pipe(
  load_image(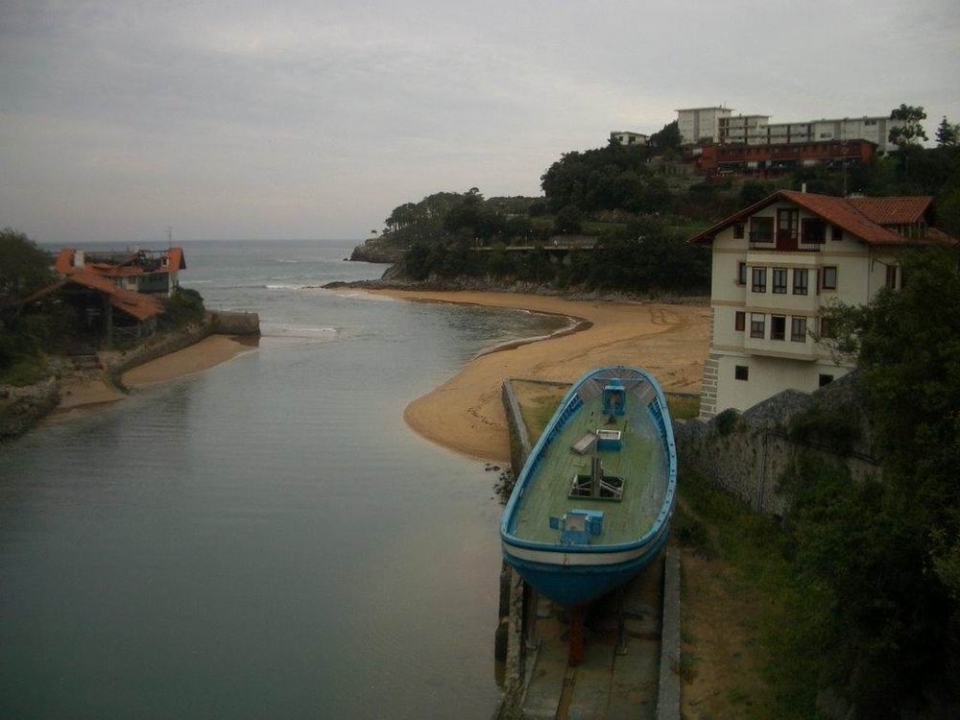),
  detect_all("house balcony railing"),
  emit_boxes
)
[748,233,822,251]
